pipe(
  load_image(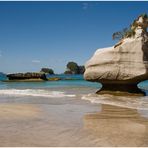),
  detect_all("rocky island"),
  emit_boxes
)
[6,72,47,82]
[84,14,148,95]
